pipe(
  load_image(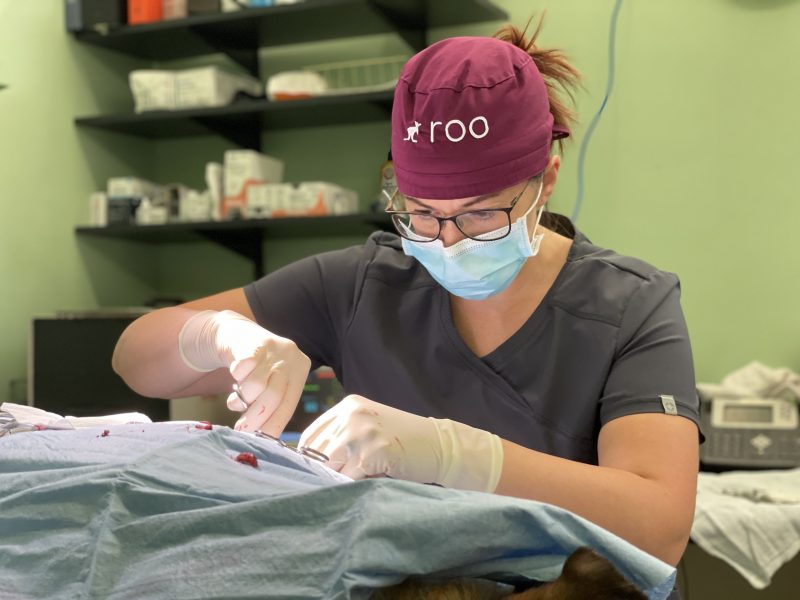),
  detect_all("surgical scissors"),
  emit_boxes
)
[233,384,328,463]
[255,430,329,463]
